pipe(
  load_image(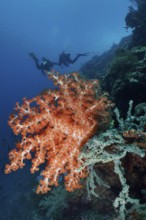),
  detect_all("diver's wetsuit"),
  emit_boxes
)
[59,52,88,67]
[29,52,58,74]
